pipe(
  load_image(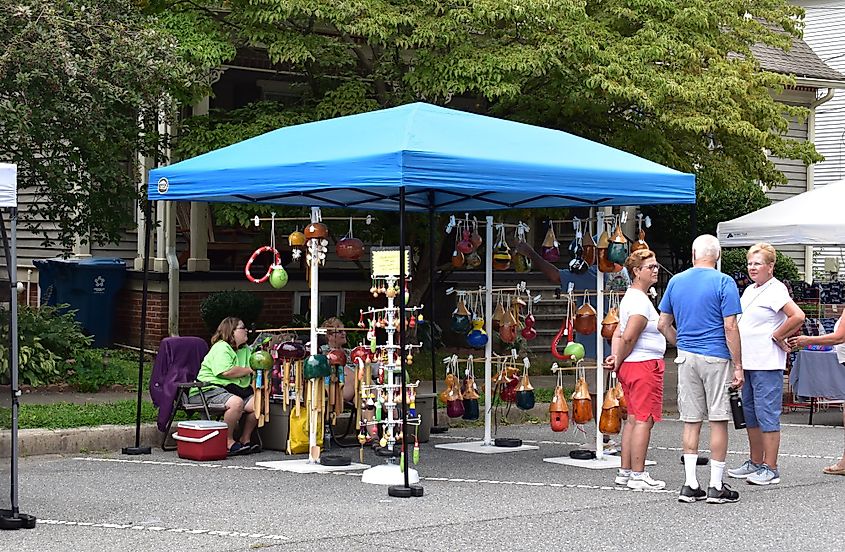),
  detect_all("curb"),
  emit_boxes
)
[2,402,682,458]
[1,424,162,458]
